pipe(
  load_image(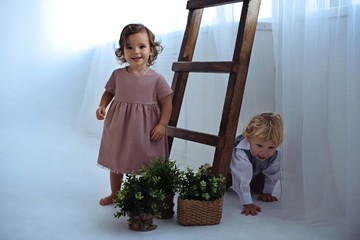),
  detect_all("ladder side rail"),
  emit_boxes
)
[212,0,262,177]
[216,0,251,140]
[168,8,204,150]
